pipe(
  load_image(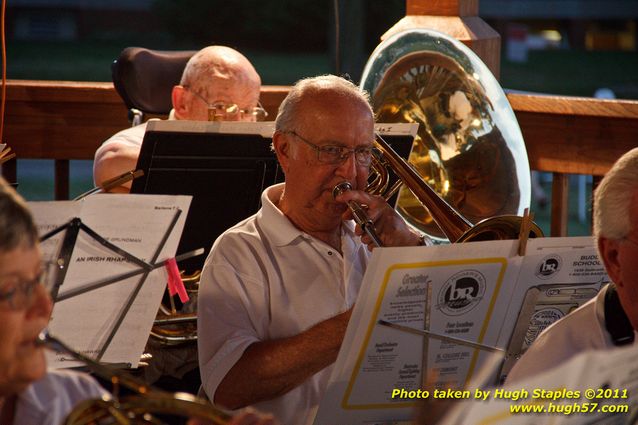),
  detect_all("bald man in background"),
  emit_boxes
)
[93,45,263,192]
